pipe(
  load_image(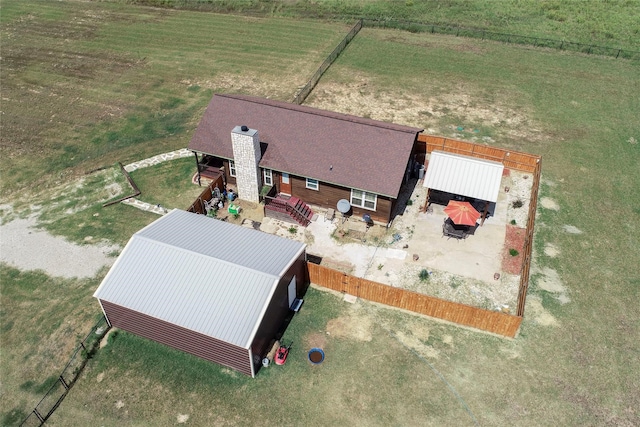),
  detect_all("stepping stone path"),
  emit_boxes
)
[121,148,193,215]
[121,198,169,215]
[123,148,192,172]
